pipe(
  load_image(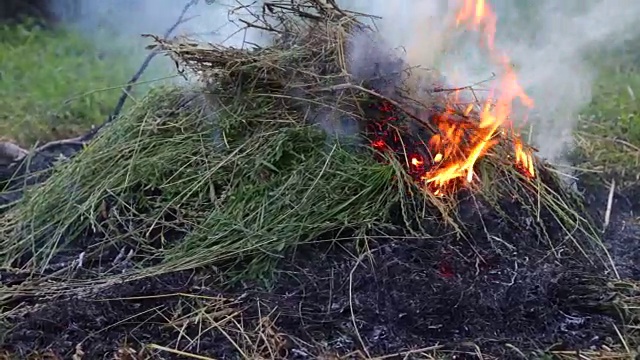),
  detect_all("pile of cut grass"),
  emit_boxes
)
[0,85,399,283]
[152,0,611,267]
[0,0,614,284]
